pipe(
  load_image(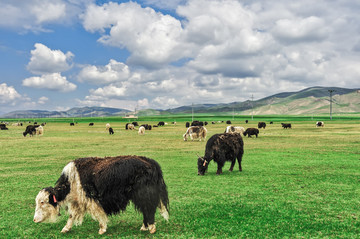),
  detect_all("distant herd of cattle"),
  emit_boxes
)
[1,118,324,234]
